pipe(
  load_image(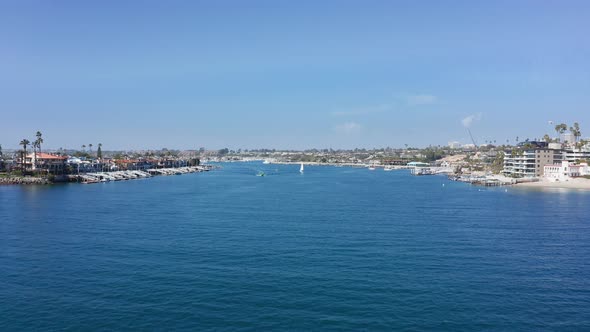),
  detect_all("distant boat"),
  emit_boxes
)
[368,166,376,171]
[263,160,271,164]
[384,166,393,171]
[256,171,265,177]
[300,163,304,173]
